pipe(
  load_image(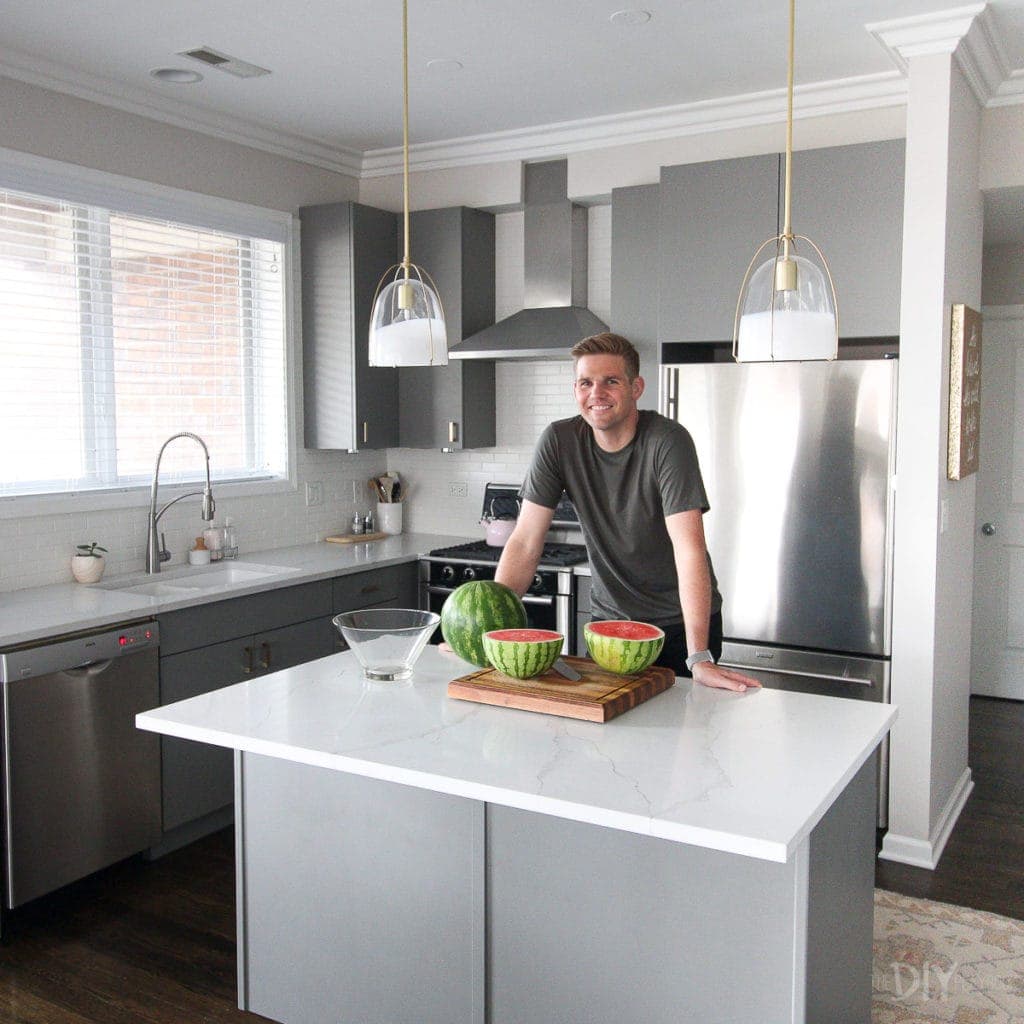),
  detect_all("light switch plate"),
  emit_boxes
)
[306,481,324,508]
